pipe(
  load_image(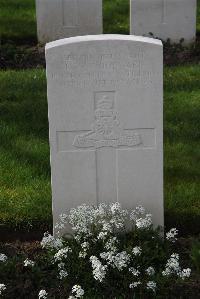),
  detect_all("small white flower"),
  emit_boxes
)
[178,268,191,280]
[81,242,89,249]
[59,213,68,223]
[112,251,130,271]
[90,256,107,282]
[129,267,140,276]
[105,237,118,252]
[130,207,152,229]
[79,241,89,258]
[41,232,63,249]
[132,246,142,256]
[79,251,87,258]
[24,258,35,267]
[146,266,155,276]
[129,281,141,288]
[58,262,65,269]
[59,269,68,279]
[146,281,157,292]
[130,206,145,221]
[72,285,84,298]
[162,253,180,277]
[0,284,6,295]
[136,214,152,229]
[38,289,48,299]
[97,231,108,240]
[166,228,178,243]
[54,247,72,262]
[0,254,7,262]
